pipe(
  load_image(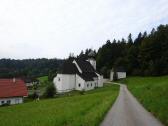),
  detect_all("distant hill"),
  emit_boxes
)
[0,58,64,78]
